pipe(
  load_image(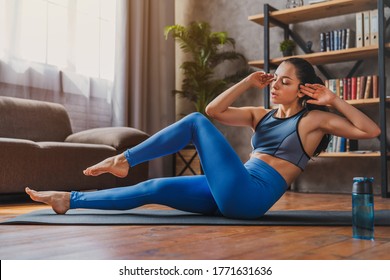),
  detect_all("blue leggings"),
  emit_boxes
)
[70,113,287,219]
